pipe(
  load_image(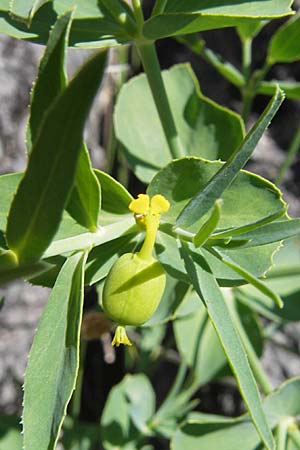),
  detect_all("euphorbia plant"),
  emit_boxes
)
[0,1,300,450]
